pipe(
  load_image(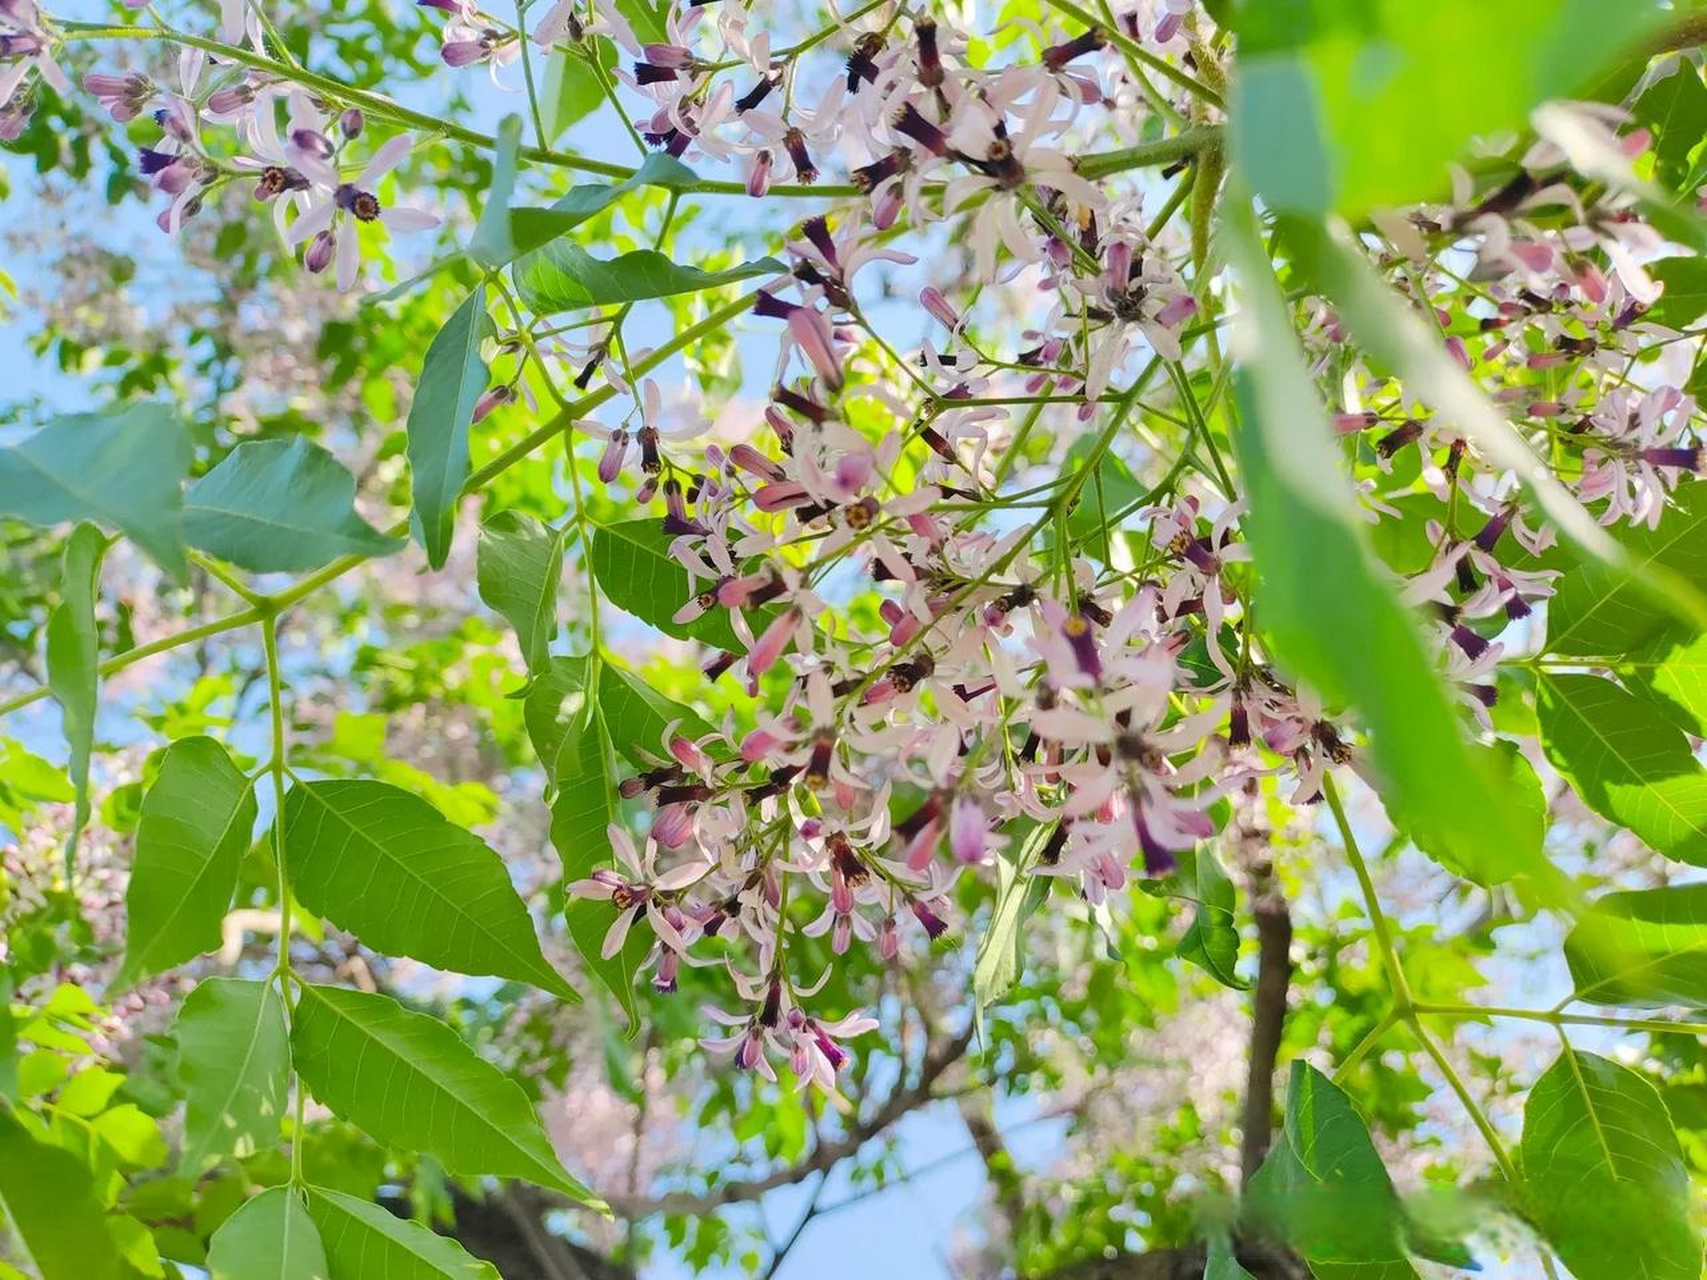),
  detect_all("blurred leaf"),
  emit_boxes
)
[0,404,190,578]
[1231,0,1671,216]
[206,1186,328,1280]
[0,1106,125,1280]
[284,779,576,997]
[305,1186,499,1279]
[1520,1049,1698,1280]
[119,736,256,985]
[514,244,782,313]
[292,984,600,1205]
[974,821,1052,1036]
[407,287,494,570]
[47,522,103,869]
[469,114,525,267]
[1224,202,1534,890]
[175,978,289,1173]
[1537,672,1707,866]
[476,510,562,678]
[1141,843,1248,989]
[1636,66,1707,190]
[184,438,402,574]
[1565,885,1707,1007]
